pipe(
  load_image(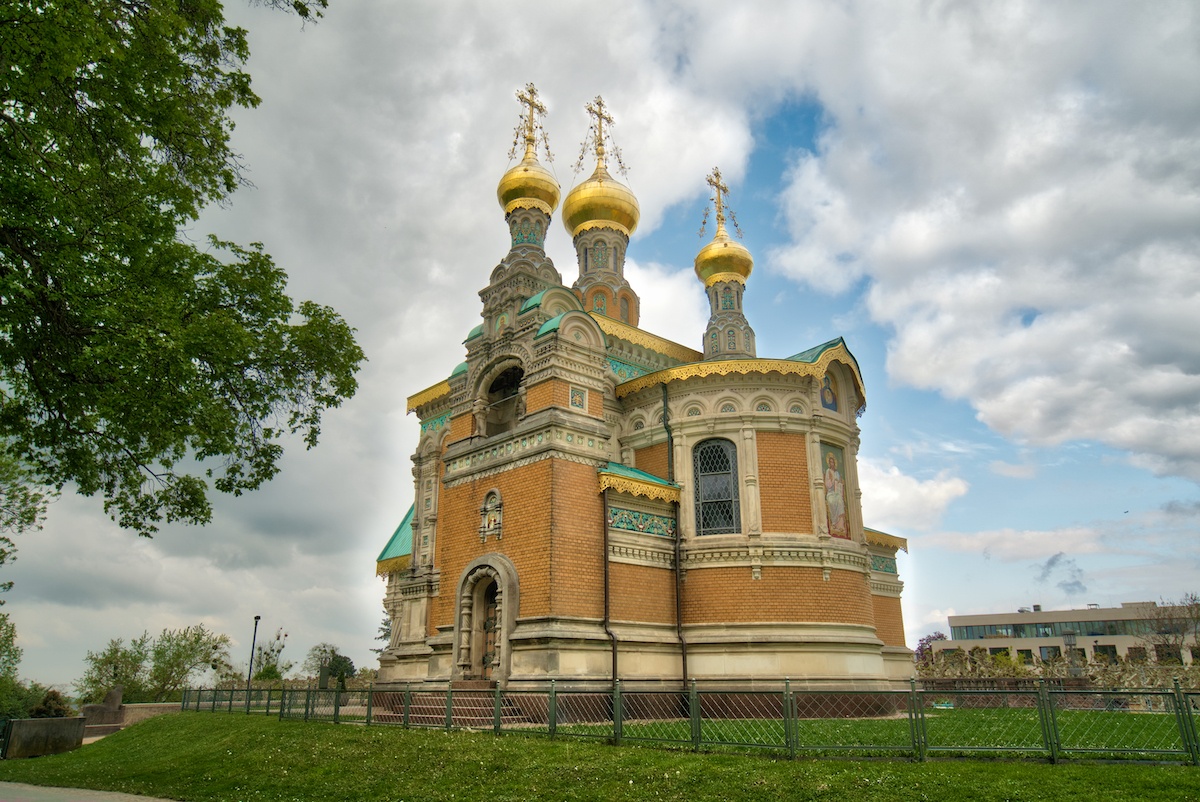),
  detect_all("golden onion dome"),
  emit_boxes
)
[561,162,640,239]
[497,149,560,216]
[694,222,753,286]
